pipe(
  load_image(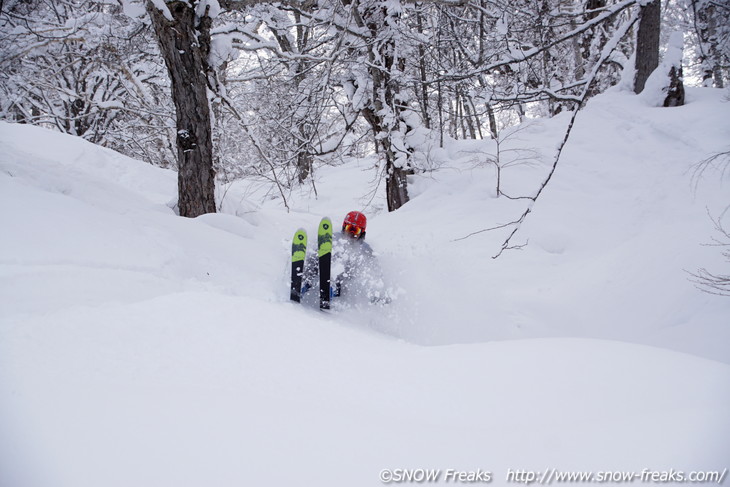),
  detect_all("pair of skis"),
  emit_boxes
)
[290,217,333,310]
